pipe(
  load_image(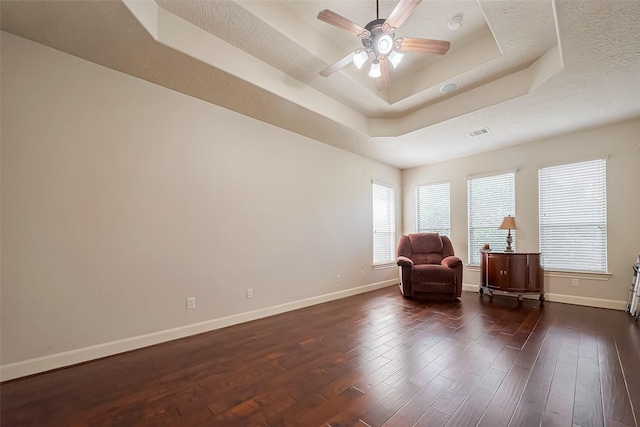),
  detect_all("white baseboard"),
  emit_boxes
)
[462,284,626,310]
[1,280,398,382]
[541,293,627,310]
[462,284,481,293]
